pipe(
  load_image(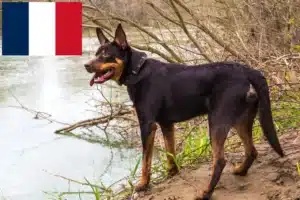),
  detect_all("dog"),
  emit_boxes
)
[84,24,284,200]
